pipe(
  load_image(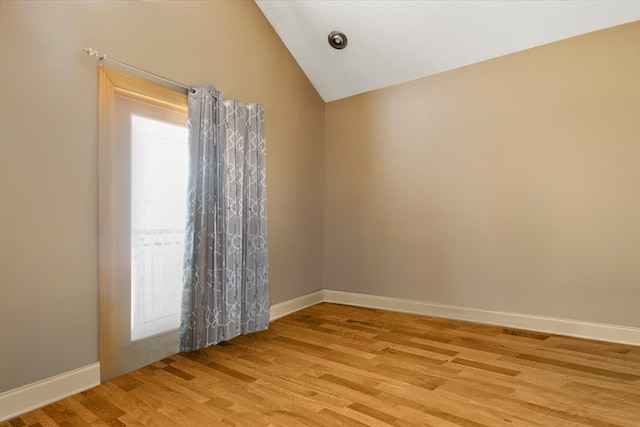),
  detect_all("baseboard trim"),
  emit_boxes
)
[323,290,640,346]
[1,291,324,422]
[0,362,100,423]
[270,290,324,321]
[4,289,638,423]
